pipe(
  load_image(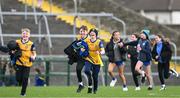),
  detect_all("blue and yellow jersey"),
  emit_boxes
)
[85,38,104,66]
[16,39,35,67]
